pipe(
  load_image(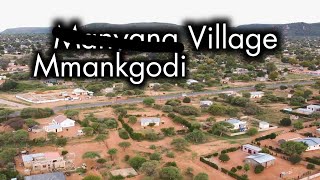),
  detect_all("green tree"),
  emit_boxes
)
[128,156,147,170]
[293,121,303,129]
[171,138,189,151]
[254,165,264,174]
[140,160,159,177]
[246,128,258,136]
[280,118,291,126]
[183,97,191,103]
[95,134,107,143]
[150,152,162,161]
[83,175,101,180]
[0,109,14,120]
[162,105,173,113]
[64,110,79,120]
[0,148,16,166]
[254,83,266,91]
[128,116,137,124]
[82,127,94,136]
[47,132,57,143]
[55,137,67,146]
[219,153,230,162]
[269,71,279,81]
[108,148,118,160]
[159,166,183,180]
[185,130,206,143]
[118,141,131,151]
[211,122,233,136]
[244,163,250,174]
[82,152,100,159]
[143,97,155,106]
[280,141,308,155]
[194,173,209,180]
